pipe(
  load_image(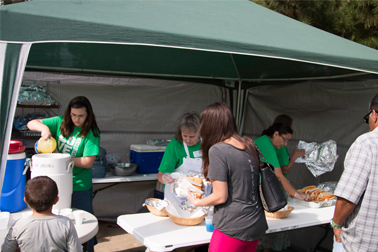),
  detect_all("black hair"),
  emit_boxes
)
[262,122,293,137]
